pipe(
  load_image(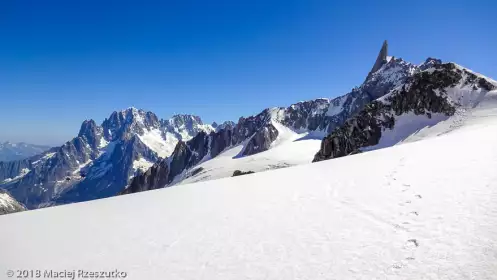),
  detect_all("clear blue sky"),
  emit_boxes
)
[1,0,496,145]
